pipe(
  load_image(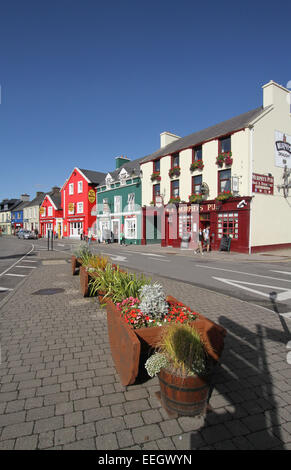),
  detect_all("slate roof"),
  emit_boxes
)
[0,199,21,212]
[141,106,270,164]
[25,192,46,208]
[99,156,144,186]
[11,200,31,212]
[79,169,107,185]
[48,190,62,210]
